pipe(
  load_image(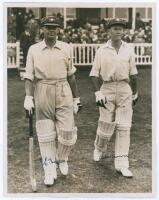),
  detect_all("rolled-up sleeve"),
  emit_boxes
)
[67,45,76,77]
[89,50,101,77]
[24,46,34,81]
[129,47,138,76]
